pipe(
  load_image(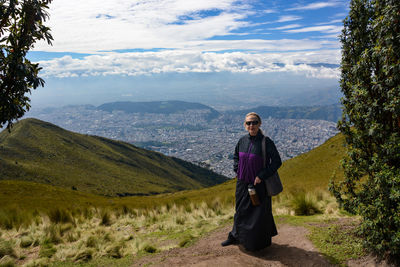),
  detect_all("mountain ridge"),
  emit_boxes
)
[0,118,228,196]
[97,100,220,121]
[230,104,342,122]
